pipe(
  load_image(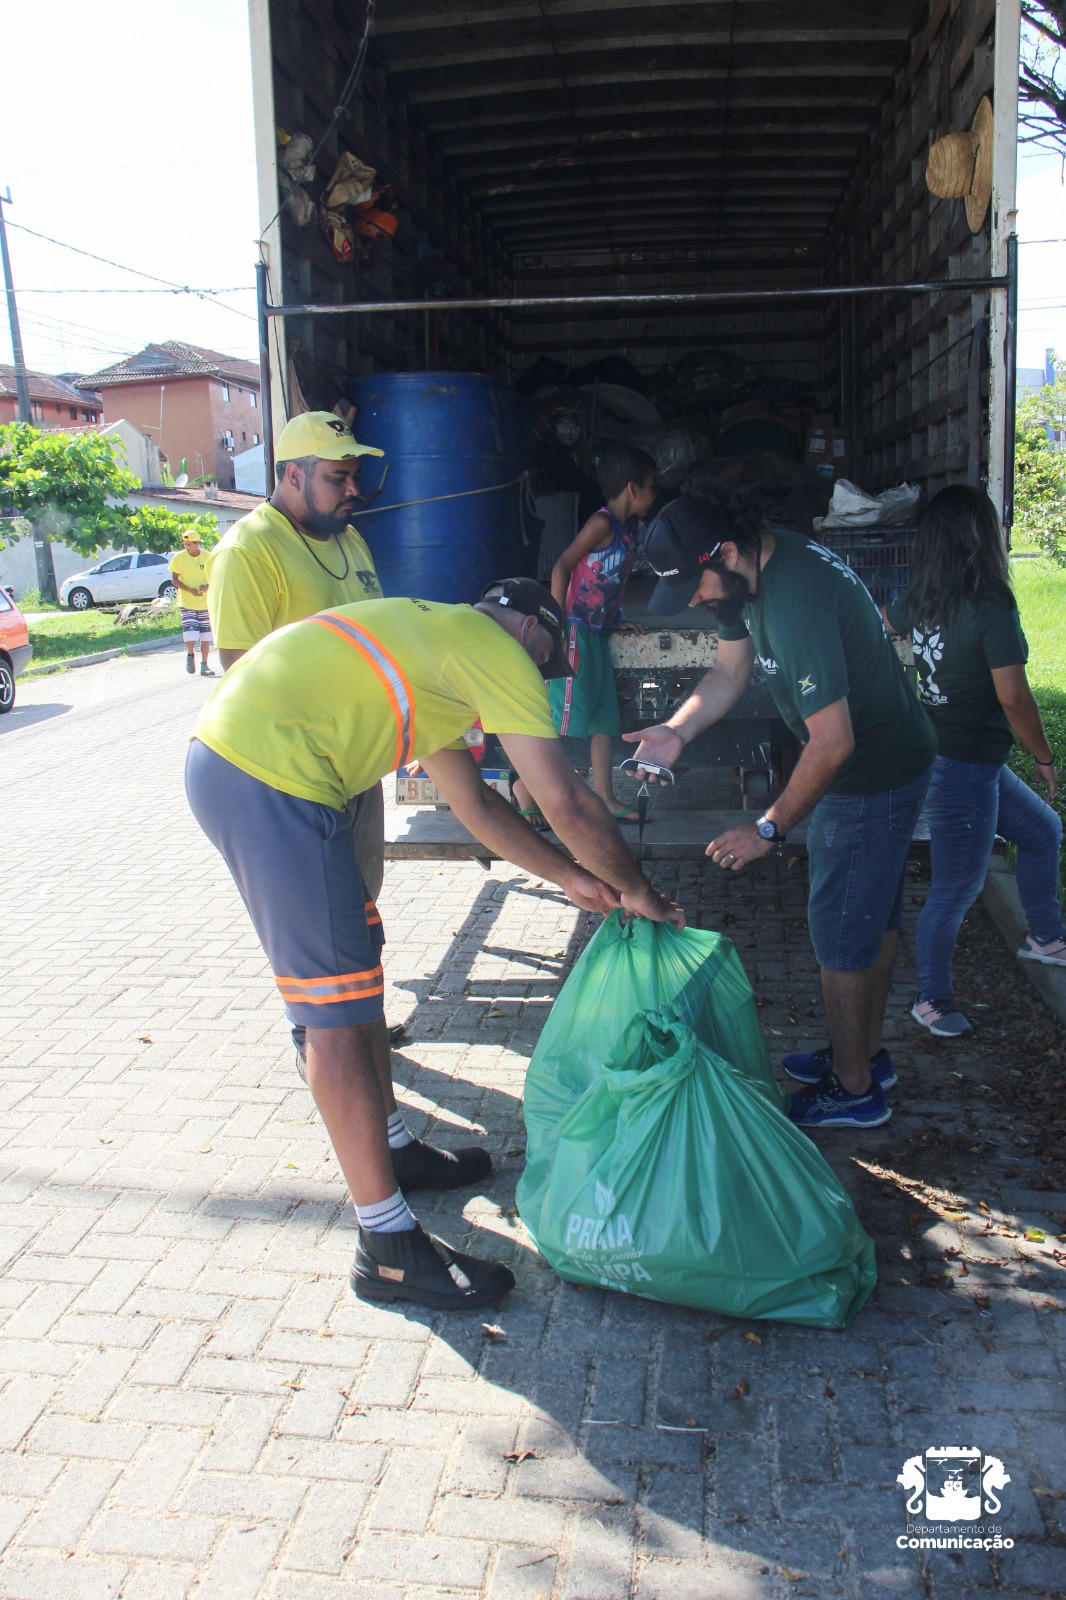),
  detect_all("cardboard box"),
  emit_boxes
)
[395,768,513,808]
